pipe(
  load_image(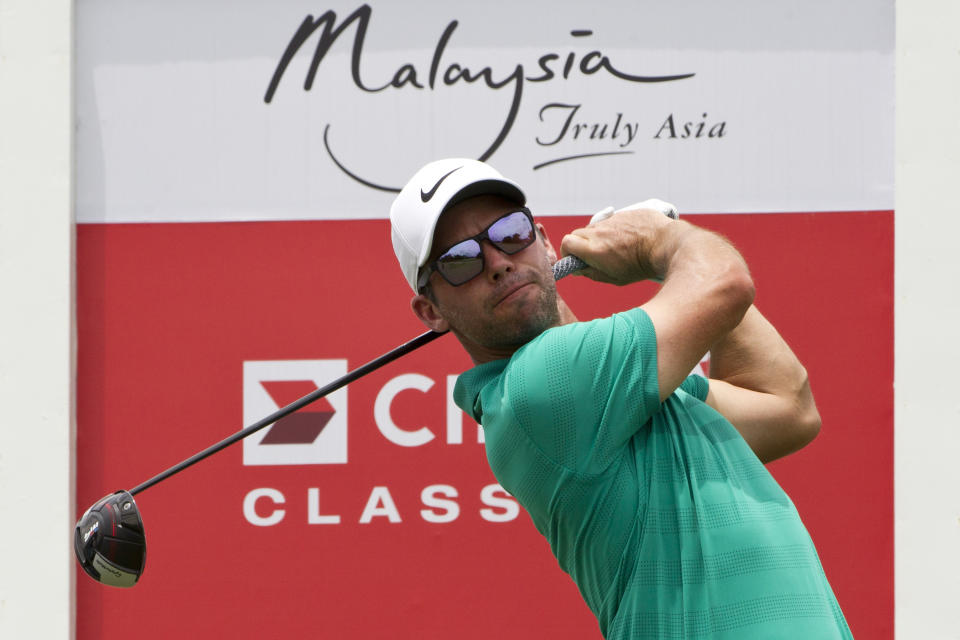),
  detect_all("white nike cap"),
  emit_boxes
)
[390,158,526,292]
